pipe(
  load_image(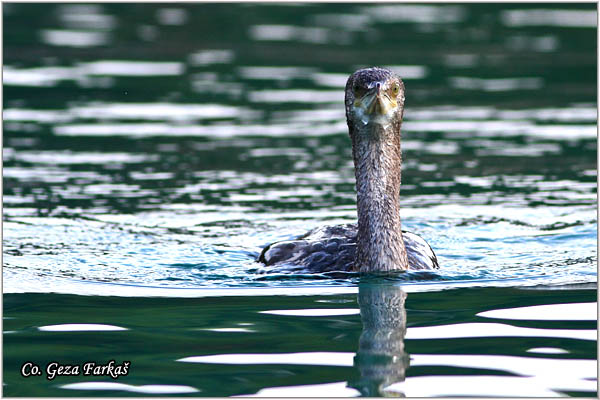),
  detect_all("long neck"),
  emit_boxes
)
[352,122,408,272]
